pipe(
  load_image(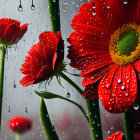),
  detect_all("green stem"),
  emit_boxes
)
[60,72,103,140]
[0,46,6,127]
[60,72,83,95]
[48,0,60,34]
[123,112,134,140]
[86,99,103,140]
[40,98,59,140]
[15,133,21,140]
